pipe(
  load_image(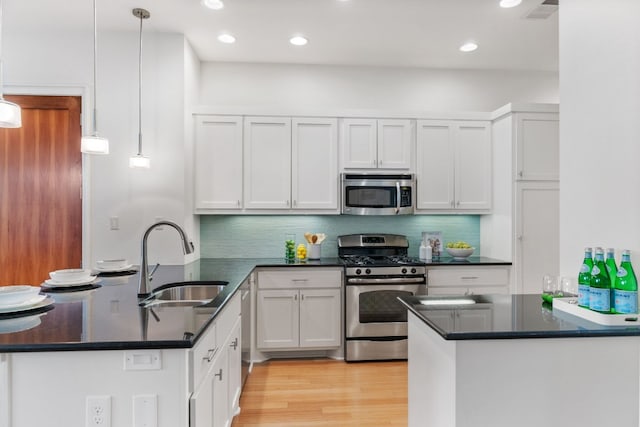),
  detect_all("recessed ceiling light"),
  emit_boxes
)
[202,0,224,10]
[499,0,522,8]
[459,41,478,52]
[289,36,308,46]
[218,33,236,44]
